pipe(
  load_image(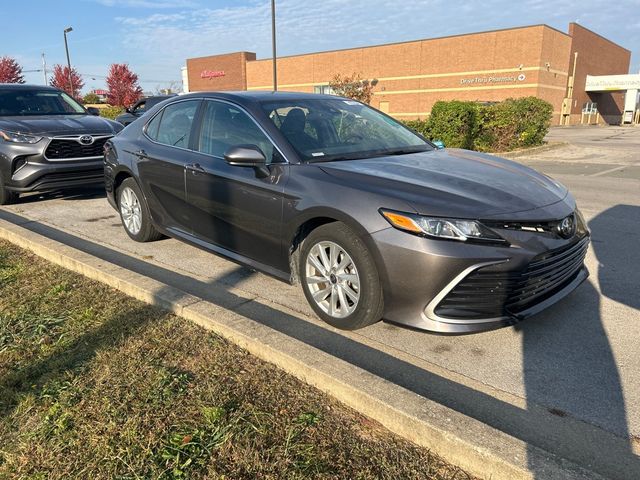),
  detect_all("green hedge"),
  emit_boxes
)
[404,97,553,152]
[99,106,125,120]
